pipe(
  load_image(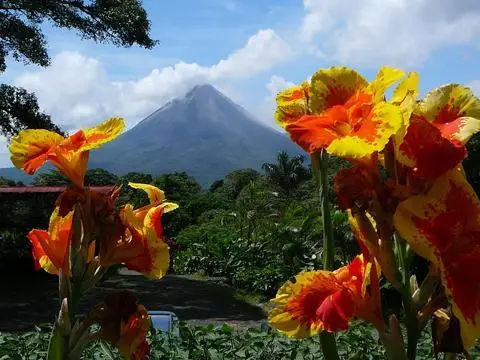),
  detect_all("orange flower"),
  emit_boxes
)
[9,118,125,187]
[27,207,73,275]
[94,292,151,360]
[268,254,382,337]
[102,183,178,279]
[394,167,480,348]
[116,305,151,360]
[277,66,406,158]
